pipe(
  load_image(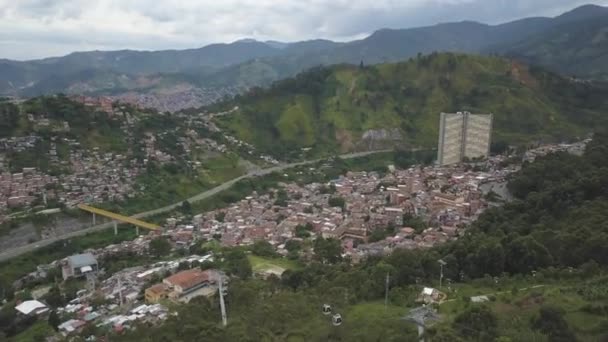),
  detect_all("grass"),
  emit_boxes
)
[331,301,417,340]
[431,275,608,342]
[11,320,54,342]
[103,153,245,214]
[248,255,301,273]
